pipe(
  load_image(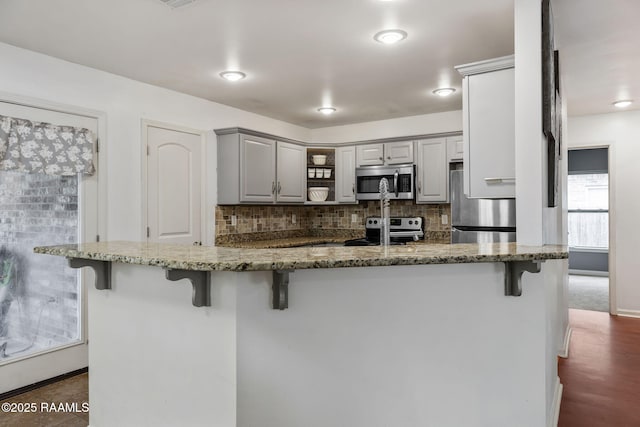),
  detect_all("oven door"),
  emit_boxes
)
[356,164,415,200]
